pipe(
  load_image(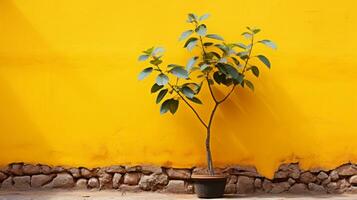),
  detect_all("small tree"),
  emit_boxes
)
[138,13,276,175]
